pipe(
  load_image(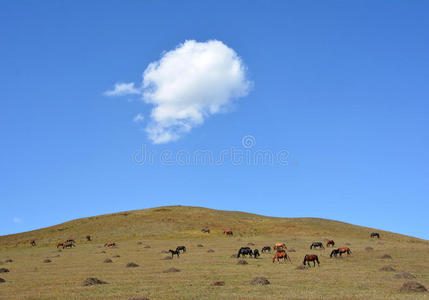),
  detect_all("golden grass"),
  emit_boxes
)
[0,206,428,299]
